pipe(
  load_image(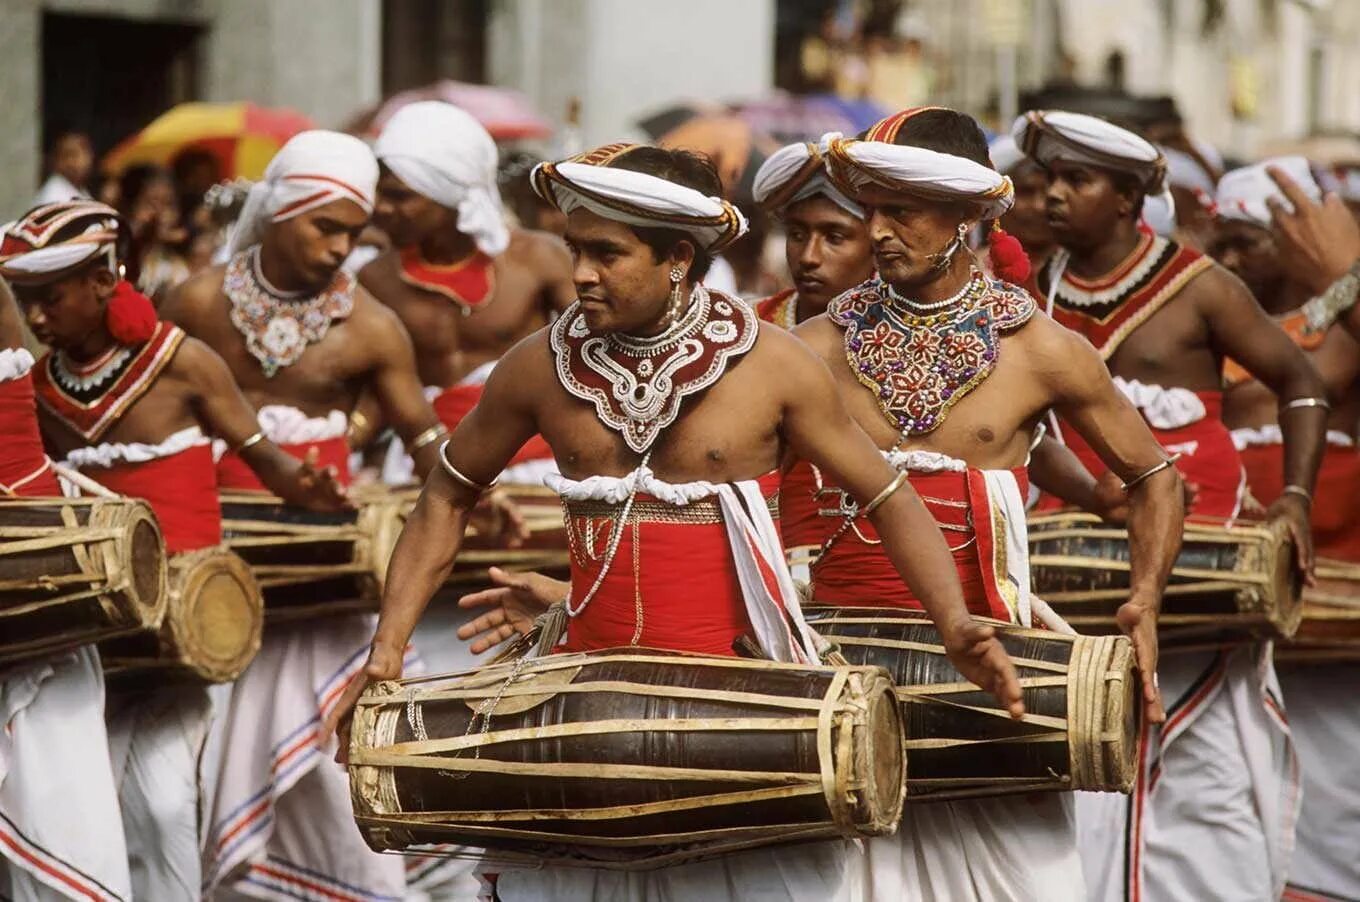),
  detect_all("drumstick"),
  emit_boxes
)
[1031,596,1077,635]
[52,462,120,499]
